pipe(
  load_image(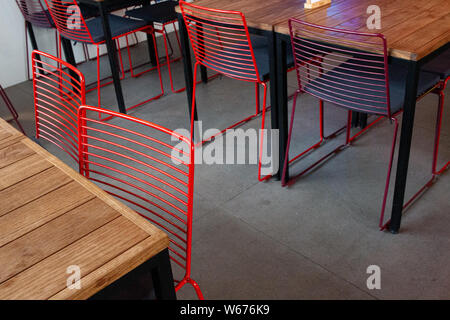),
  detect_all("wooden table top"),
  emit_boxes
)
[0,118,169,300]
[177,0,450,60]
